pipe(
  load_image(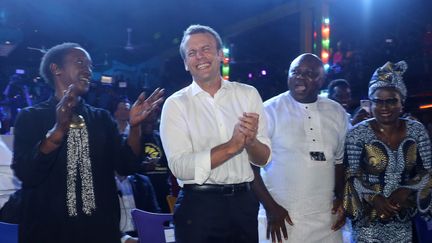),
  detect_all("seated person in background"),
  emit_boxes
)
[116,172,160,243]
[112,97,132,137]
[112,99,173,212]
[111,98,159,173]
[140,111,174,212]
[327,78,371,125]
